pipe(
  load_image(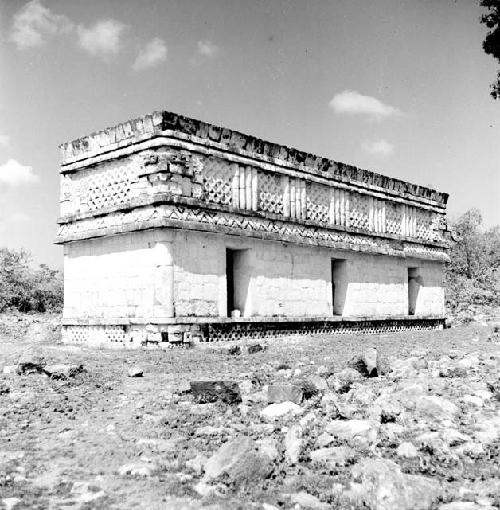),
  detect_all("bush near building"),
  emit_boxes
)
[0,248,63,313]
[445,208,500,317]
